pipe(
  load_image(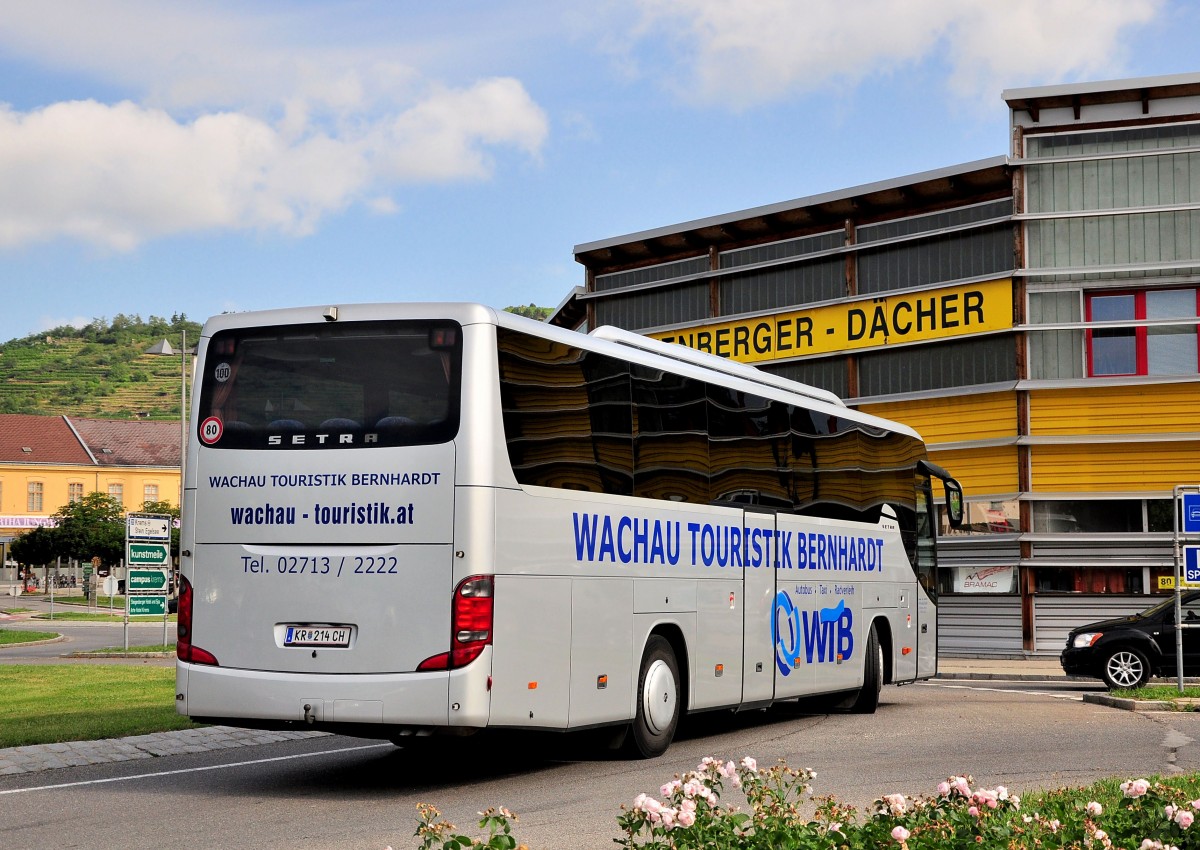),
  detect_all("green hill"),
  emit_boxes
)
[0,314,203,420]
